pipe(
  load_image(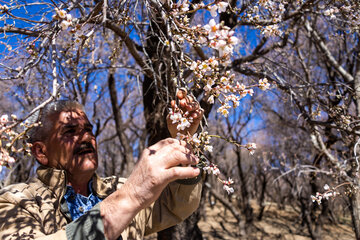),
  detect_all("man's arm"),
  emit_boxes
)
[100,90,204,240]
[100,138,200,240]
